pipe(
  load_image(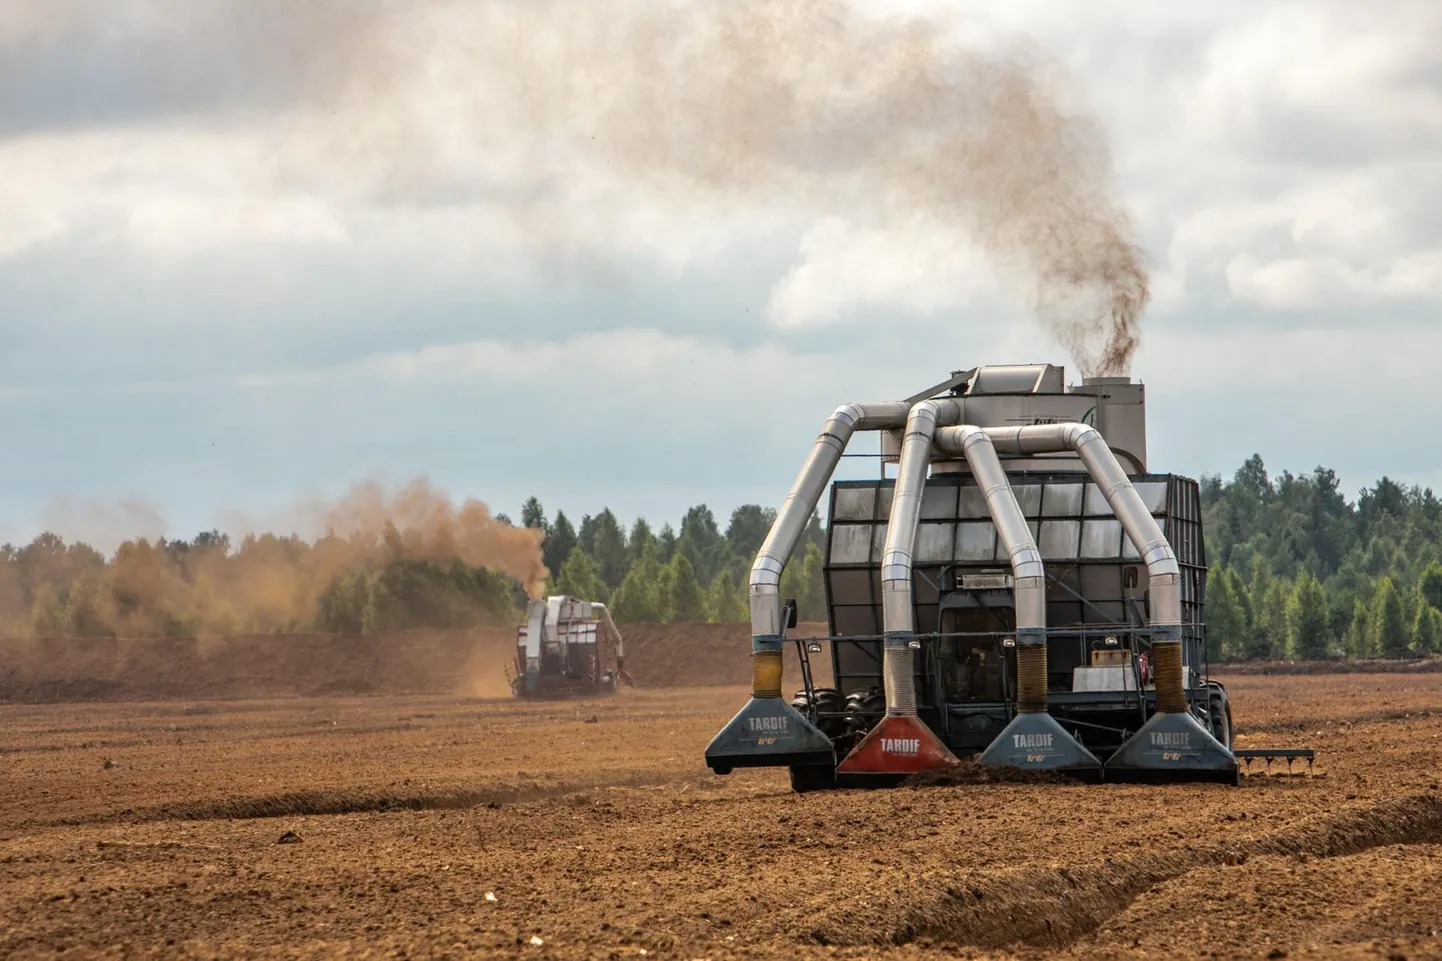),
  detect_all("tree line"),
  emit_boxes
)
[517,499,828,625]
[1201,456,1442,660]
[5,454,1442,660]
[0,501,827,638]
